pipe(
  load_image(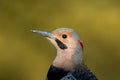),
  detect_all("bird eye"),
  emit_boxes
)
[62,34,67,39]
